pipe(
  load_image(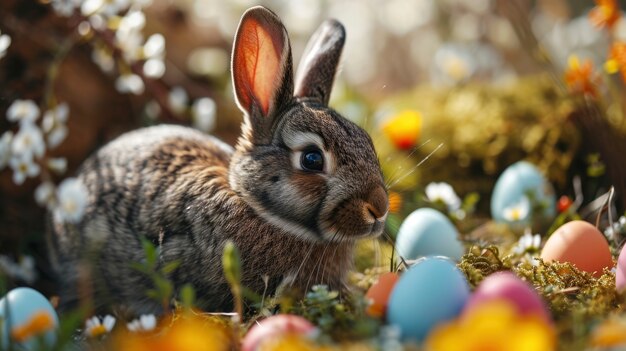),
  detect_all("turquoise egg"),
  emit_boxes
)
[387,256,470,342]
[0,287,59,350]
[395,208,463,261]
[490,161,555,225]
